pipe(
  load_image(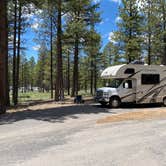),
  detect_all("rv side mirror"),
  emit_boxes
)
[124,82,129,89]
[106,82,109,87]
